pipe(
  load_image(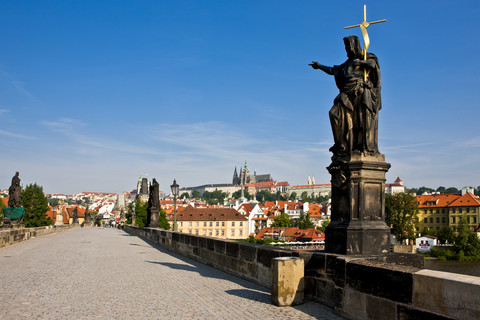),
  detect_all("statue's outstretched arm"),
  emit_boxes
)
[309,61,334,75]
